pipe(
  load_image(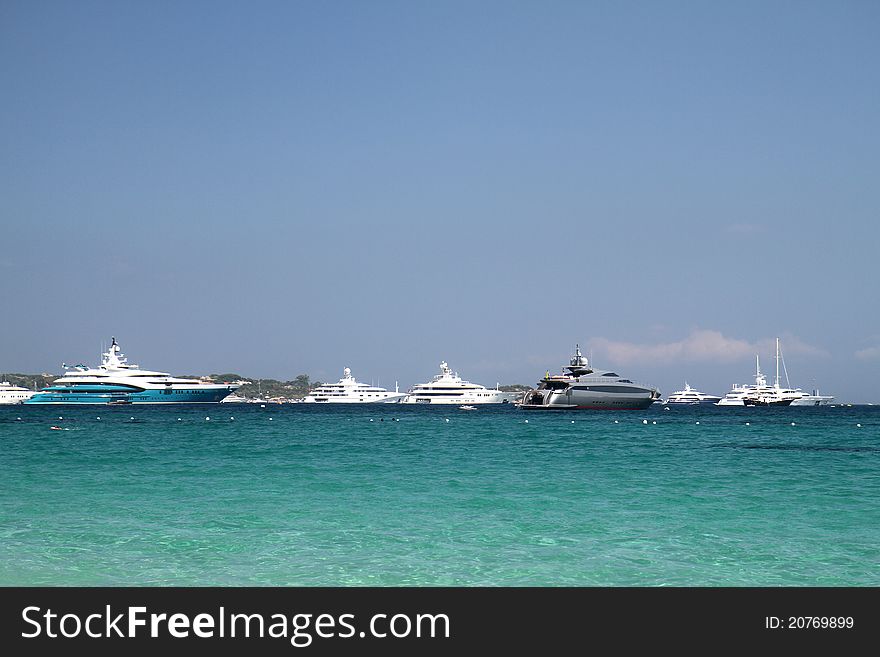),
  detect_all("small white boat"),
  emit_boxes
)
[459,405,478,411]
